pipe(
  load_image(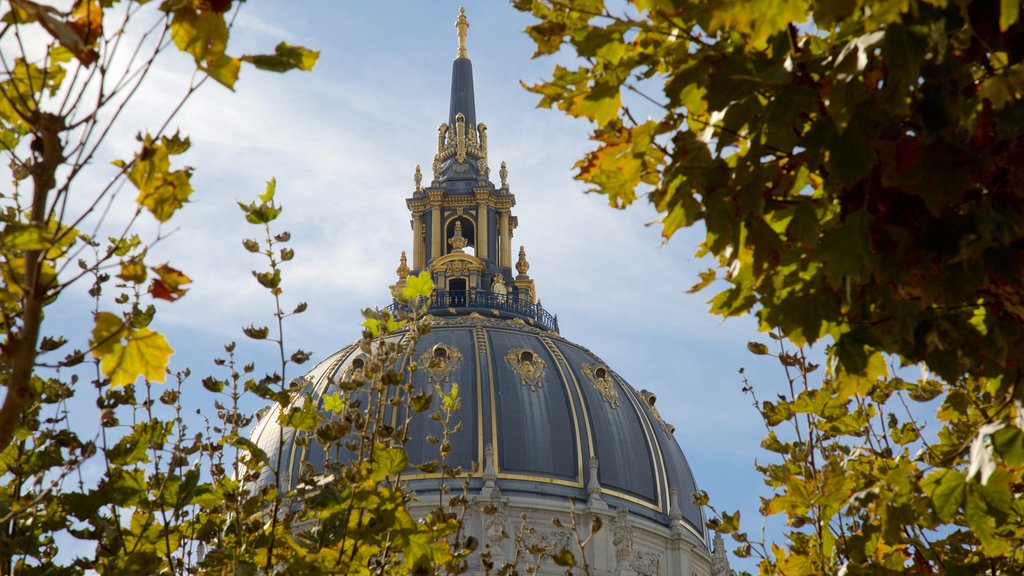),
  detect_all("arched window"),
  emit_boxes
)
[445,216,475,256]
